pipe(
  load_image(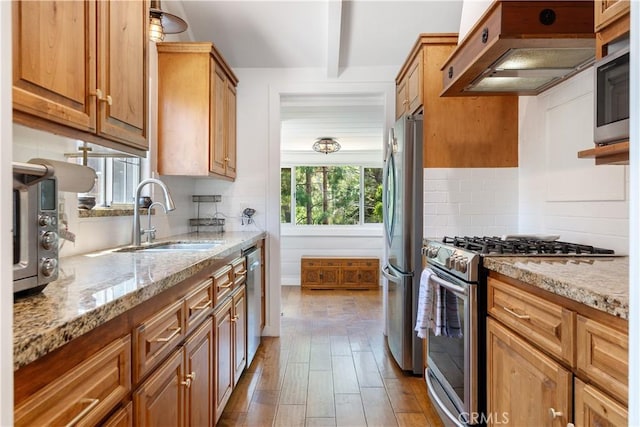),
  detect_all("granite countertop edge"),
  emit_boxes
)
[13,231,266,370]
[483,256,629,320]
